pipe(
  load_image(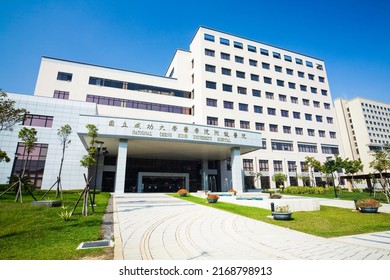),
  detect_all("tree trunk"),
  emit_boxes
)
[379,172,390,203]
